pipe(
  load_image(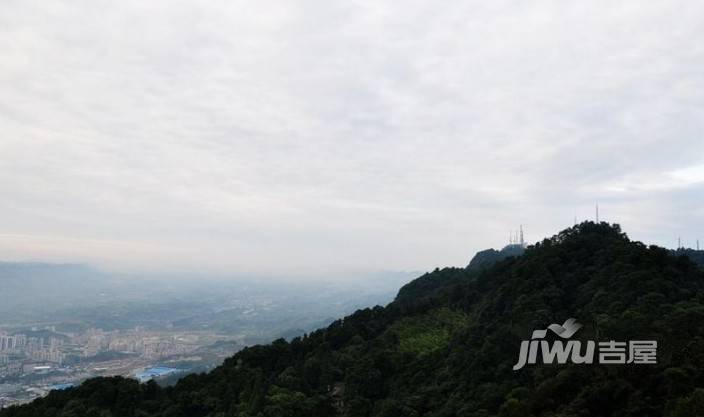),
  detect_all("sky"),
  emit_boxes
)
[1,0,703,276]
